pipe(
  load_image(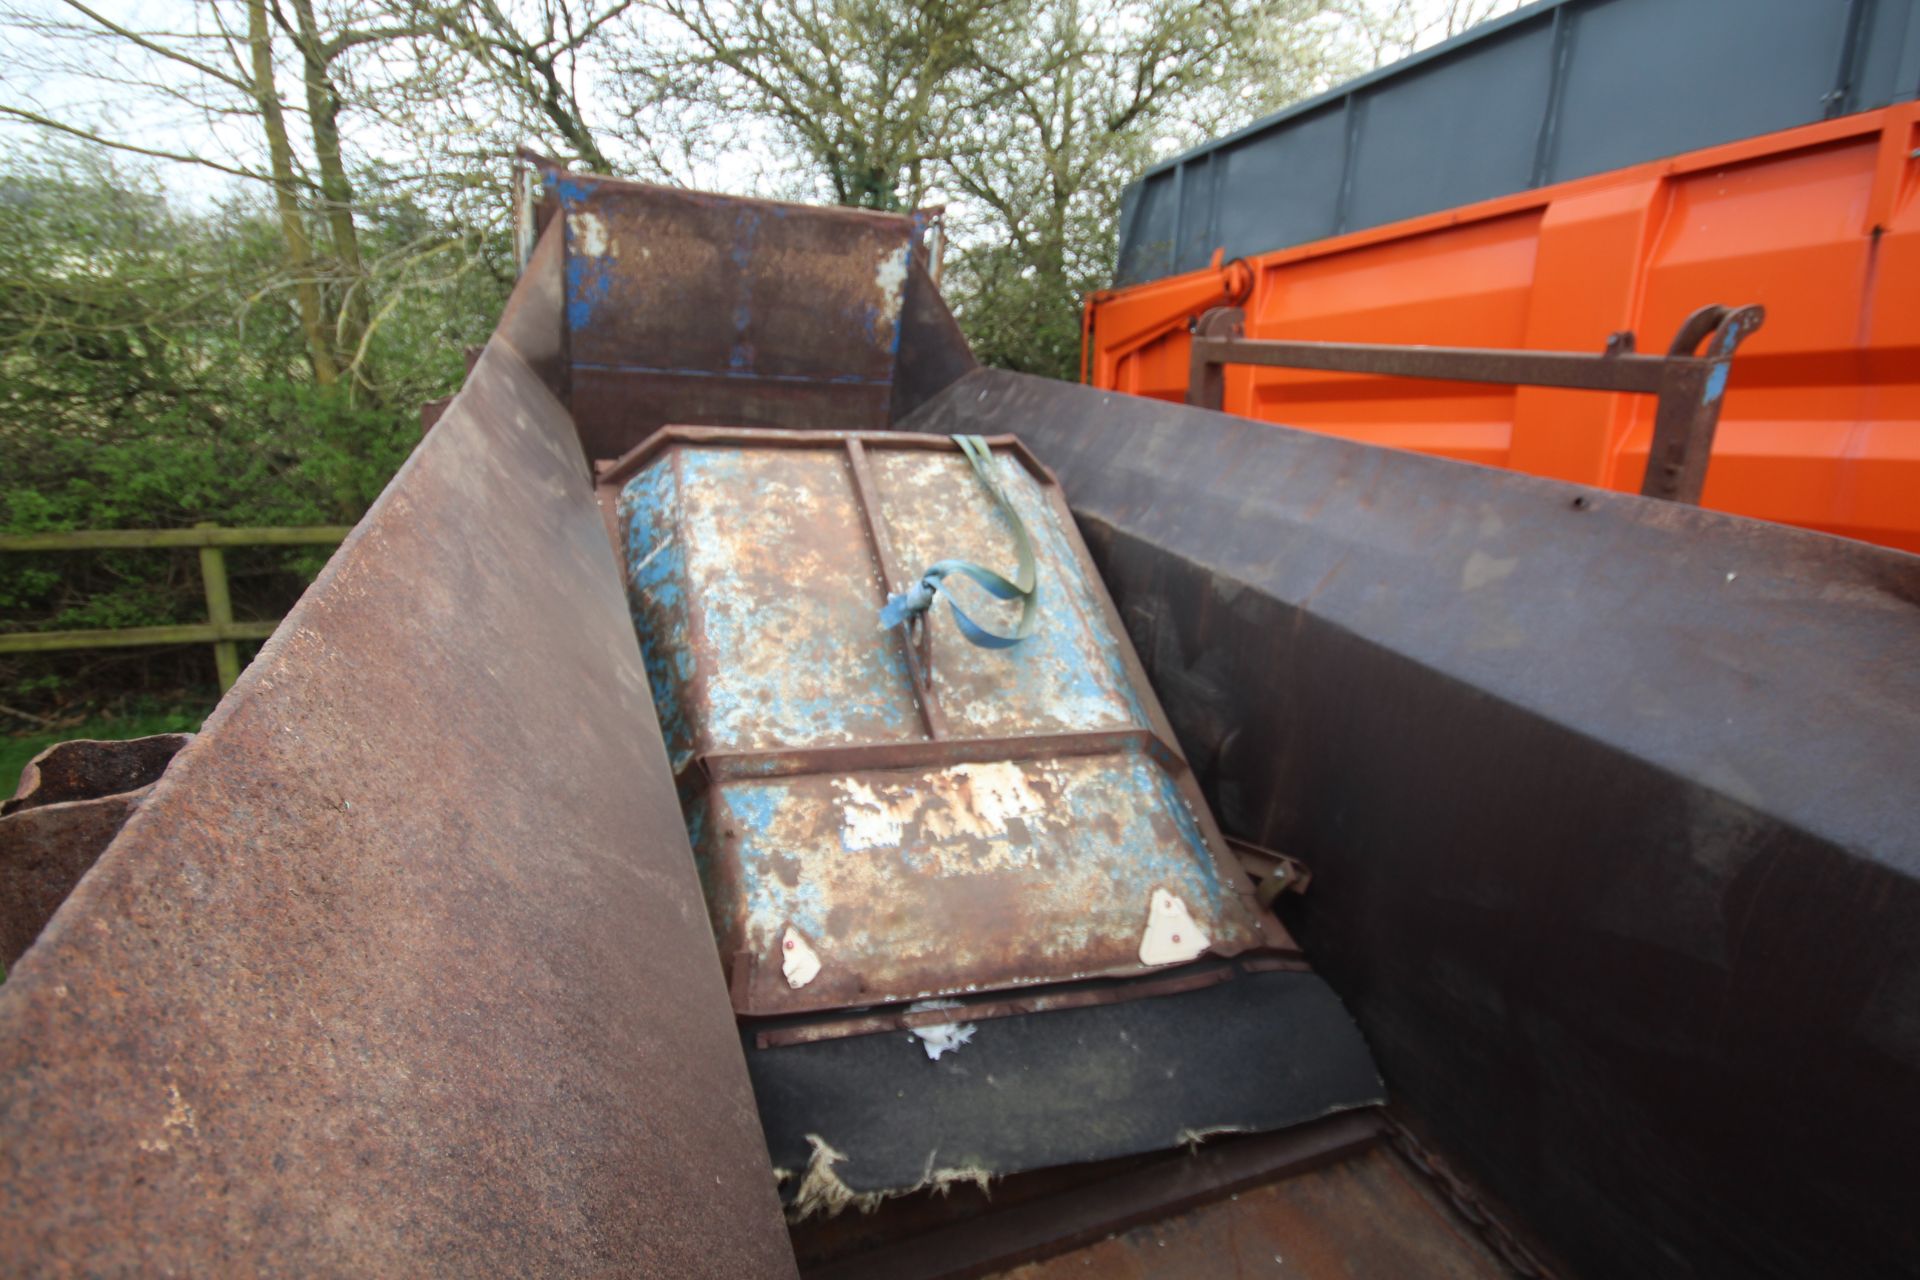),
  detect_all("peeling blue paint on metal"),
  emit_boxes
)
[1141,757,1229,917]
[869,245,910,352]
[559,181,614,331]
[553,174,601,205]
[620,440,1153,748]
[728,209,761,374]
[622,447,920,753]
[711,746,1248,1005]
[566,251,613,333]
[617,460,696,772]
[682,447,917,747]
[1006,456,1154,731]
[683,790,722,920]
[872,448,1146,734]
[1704,363,1730,404]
